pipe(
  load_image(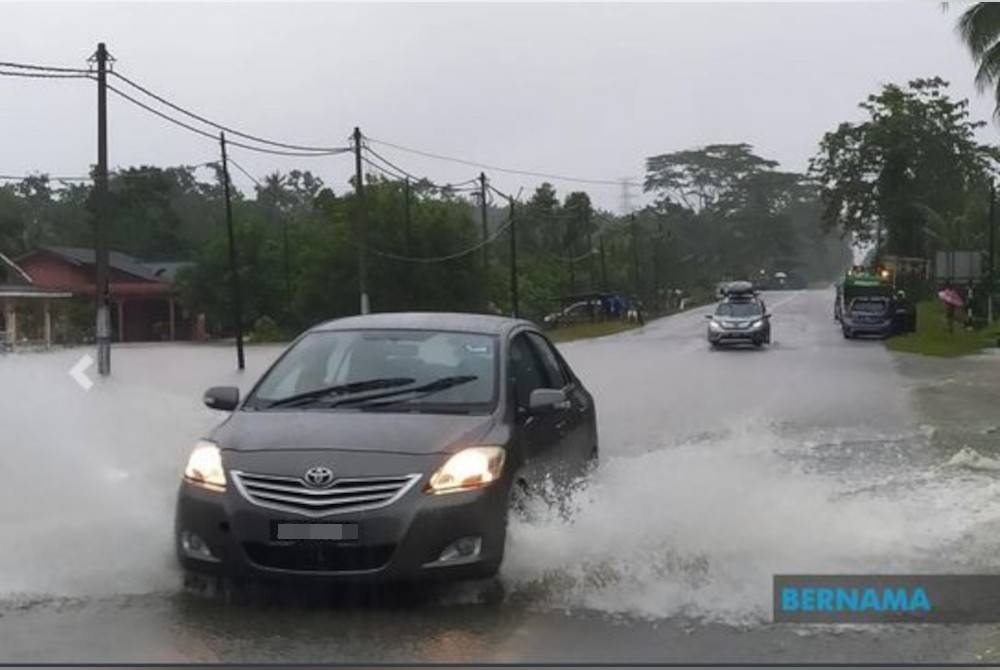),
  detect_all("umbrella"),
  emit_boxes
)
[938,288,964,308]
